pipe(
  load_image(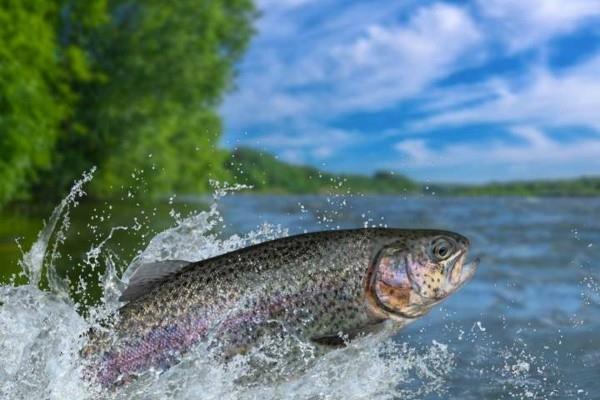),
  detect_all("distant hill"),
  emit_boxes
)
[226,147,418,194]
[431,177,600,197]
[225,147,600,197]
